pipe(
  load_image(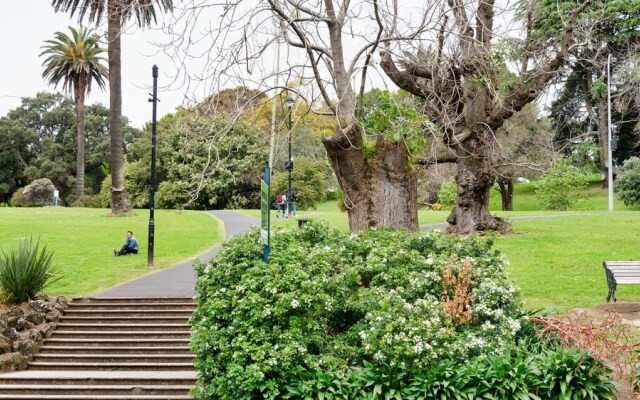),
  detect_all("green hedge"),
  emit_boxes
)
[191,222,615,399]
